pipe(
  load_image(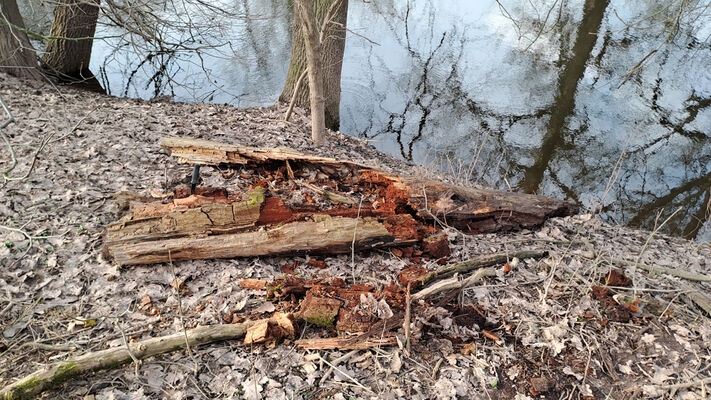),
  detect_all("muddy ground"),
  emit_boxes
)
[1,72,710,399]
